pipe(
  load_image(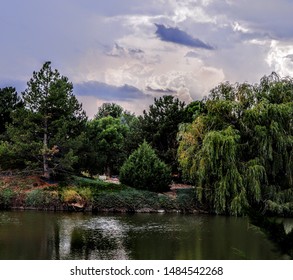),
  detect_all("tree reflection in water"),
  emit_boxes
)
[0,211,286,259]
[248,209,293,259]
[70,228,118,259]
